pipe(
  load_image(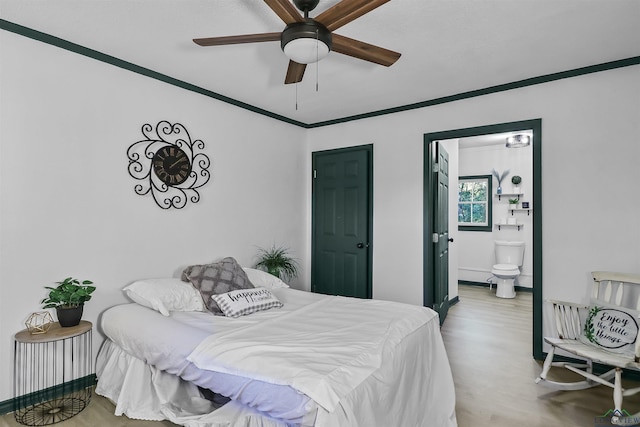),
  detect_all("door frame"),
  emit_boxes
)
[423,119,543,359]
[311,144,374,299]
